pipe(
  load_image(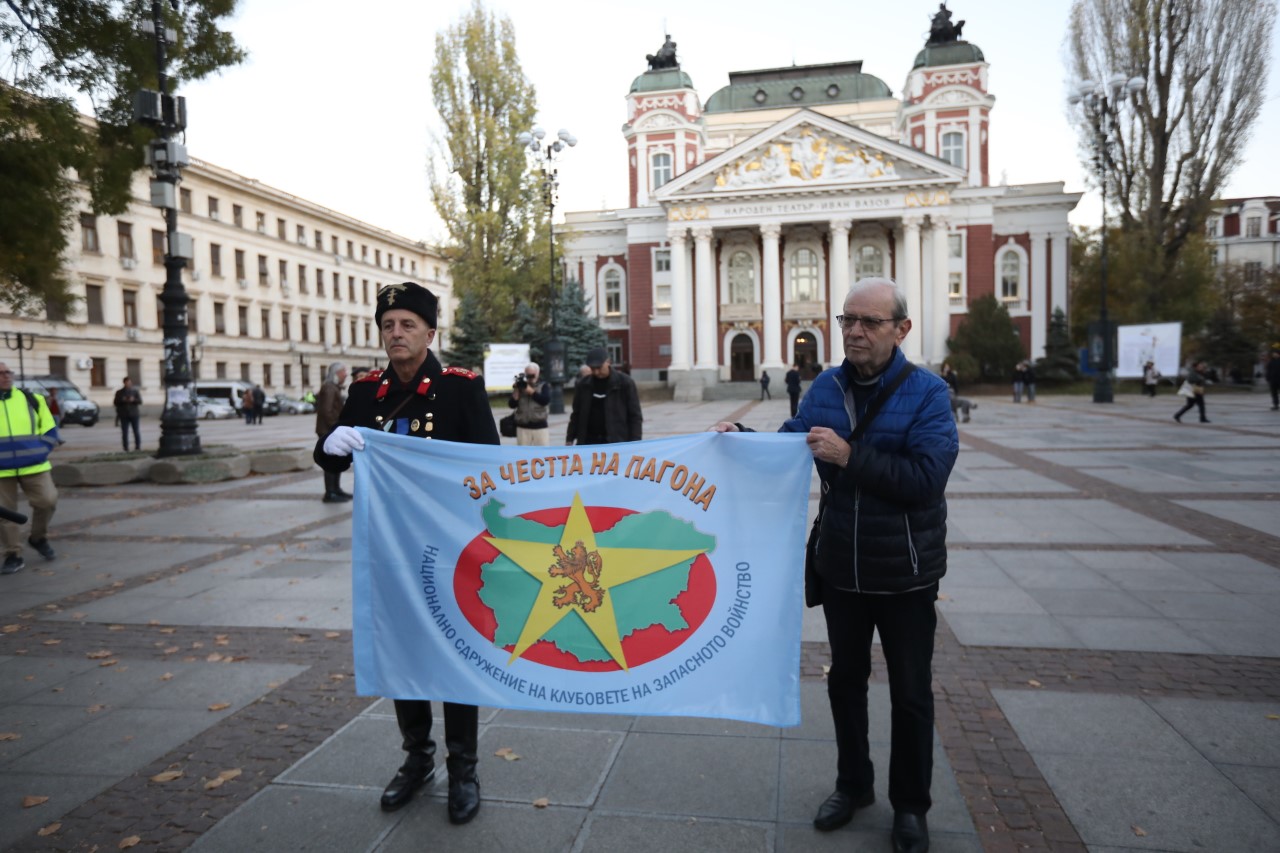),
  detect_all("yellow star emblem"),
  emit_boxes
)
[483,493,710,670]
